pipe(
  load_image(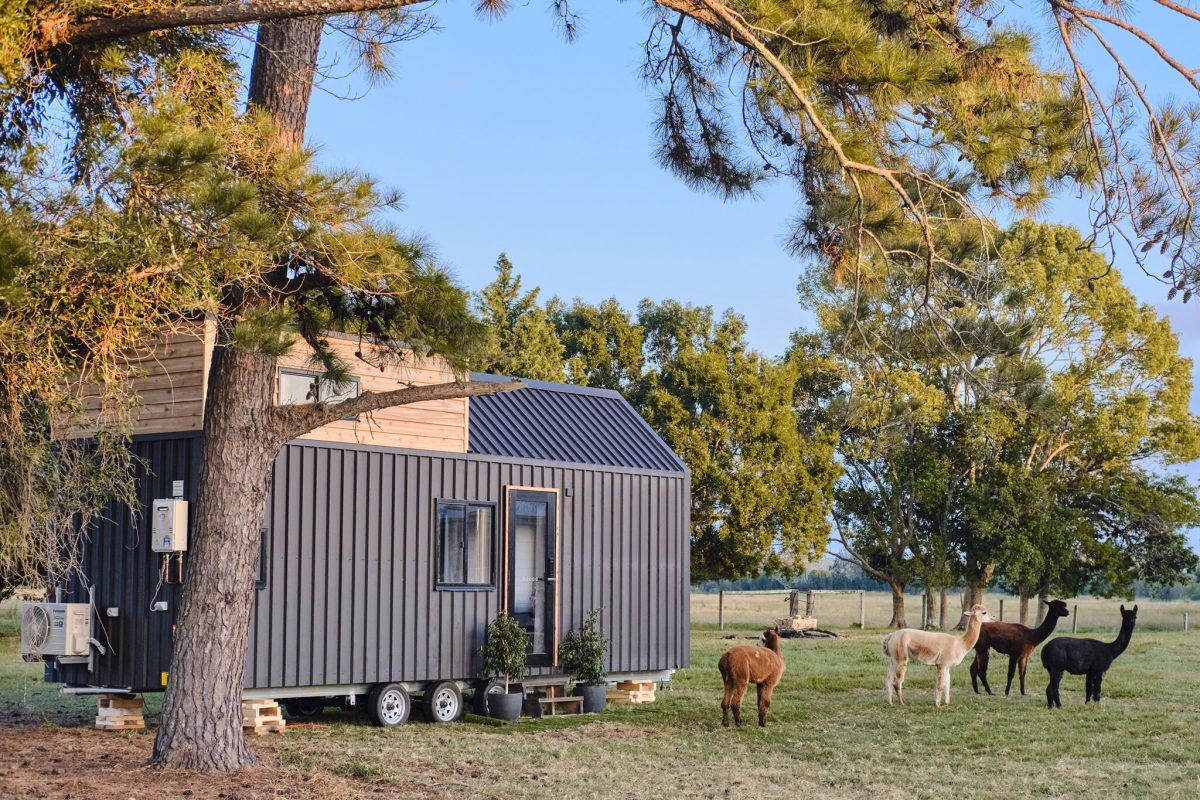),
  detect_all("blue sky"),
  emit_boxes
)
[302,4,1200,550]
